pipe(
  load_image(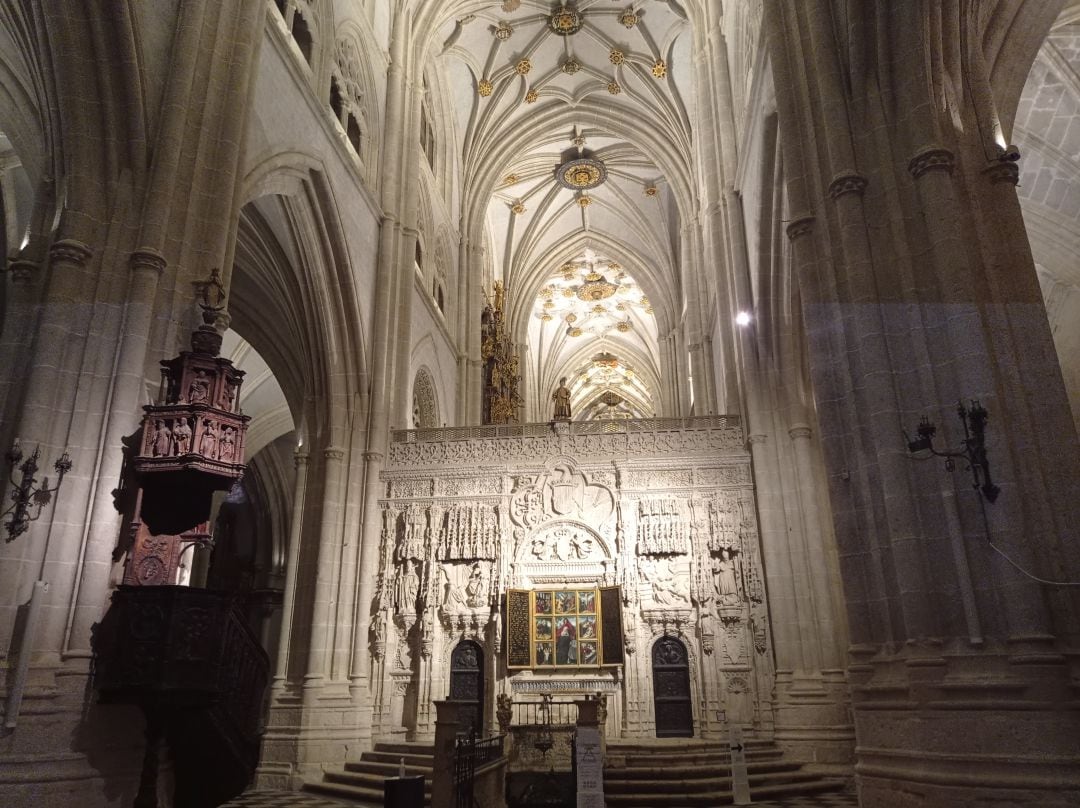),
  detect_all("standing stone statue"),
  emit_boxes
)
[552,377,572,420]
